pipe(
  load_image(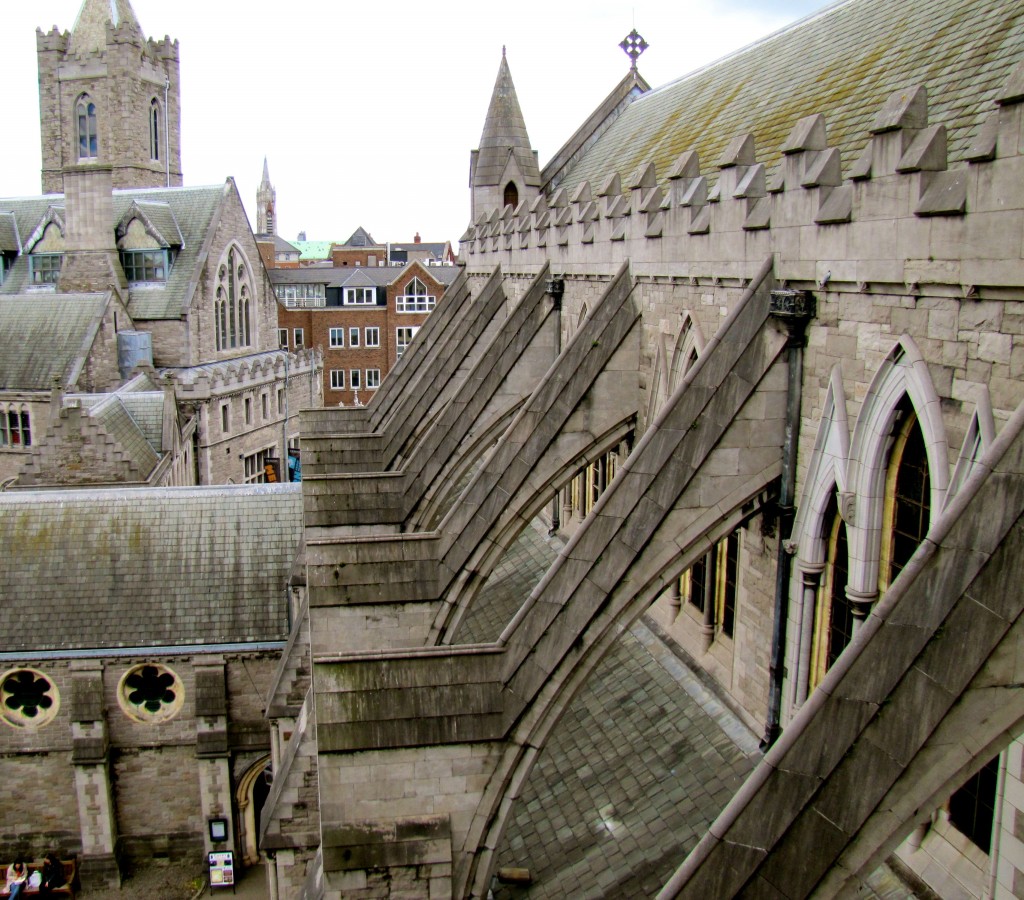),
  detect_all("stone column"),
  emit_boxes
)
[70,661,122,890]
[701,554,715,652]
[793,563,825,710]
